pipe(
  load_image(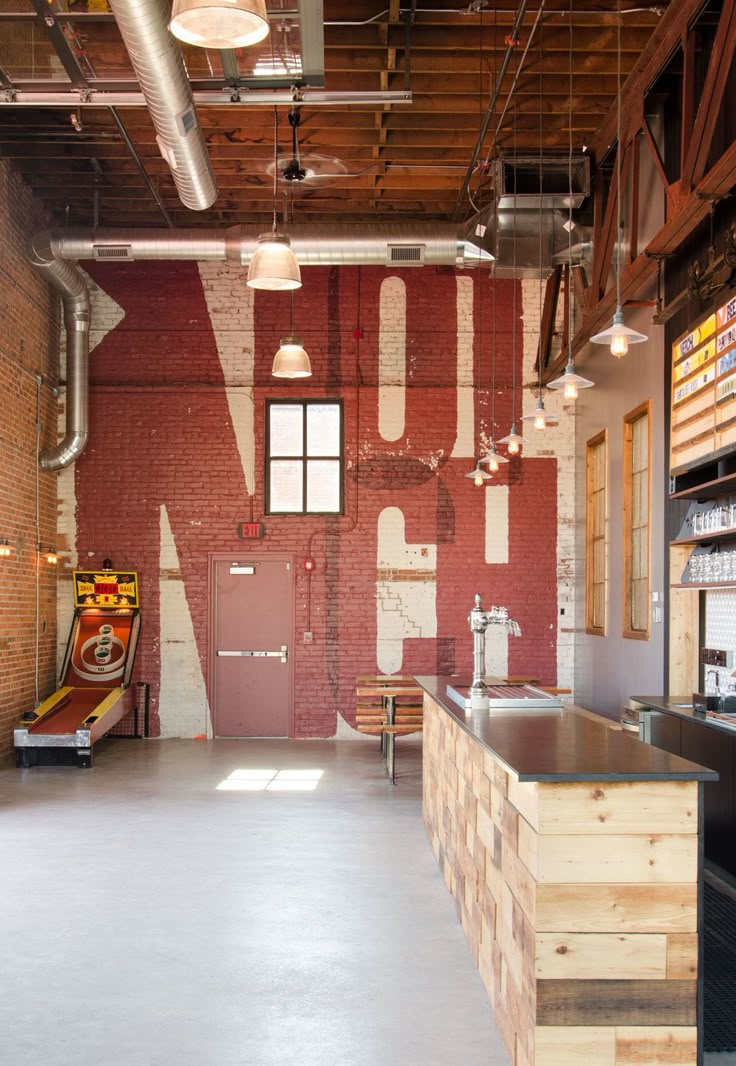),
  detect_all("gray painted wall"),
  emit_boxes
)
[573,305,666,718]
